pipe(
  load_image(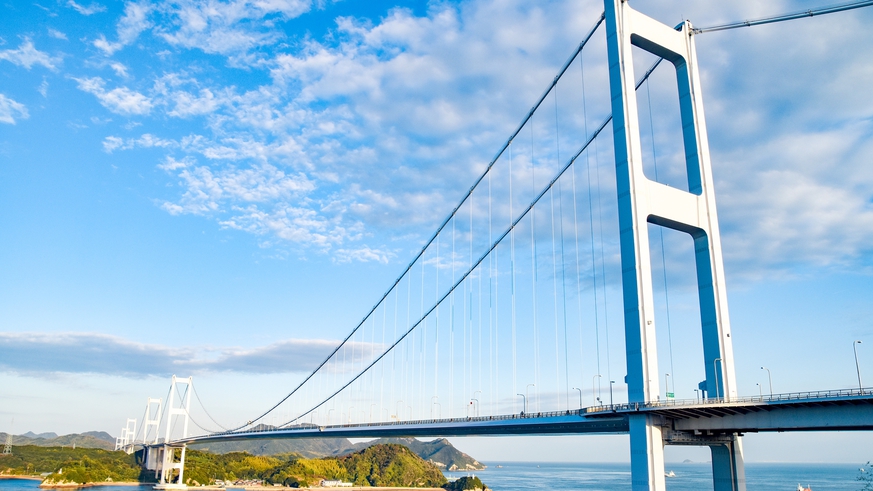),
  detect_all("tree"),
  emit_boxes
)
[859,462,873,491]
